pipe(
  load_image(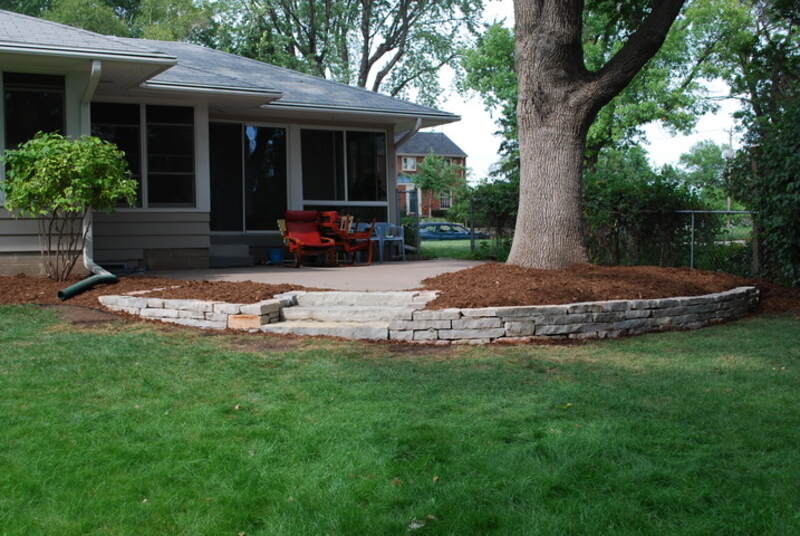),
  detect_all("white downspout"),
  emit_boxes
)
[81,60,109,276]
